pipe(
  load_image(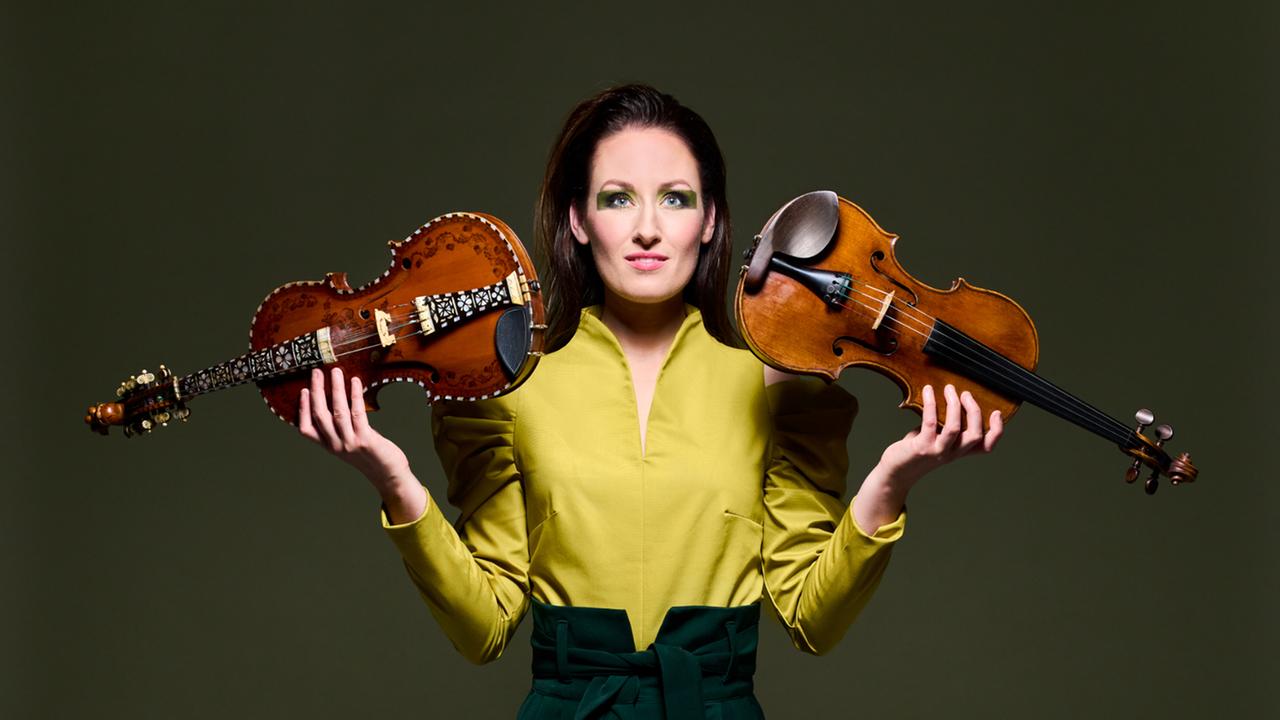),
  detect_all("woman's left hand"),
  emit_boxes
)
[880,383,1003,489]
[853,383,1003,533]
